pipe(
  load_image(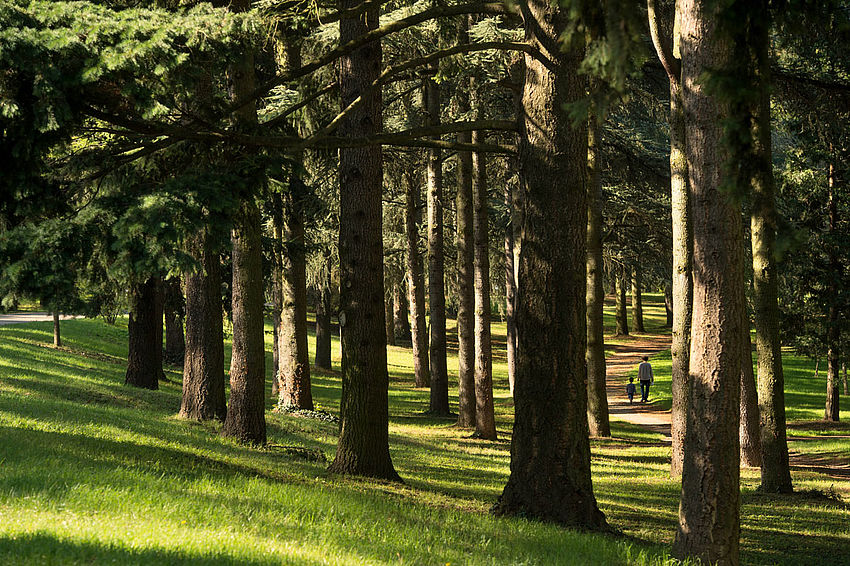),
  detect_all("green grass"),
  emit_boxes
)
[0,293,848,565]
